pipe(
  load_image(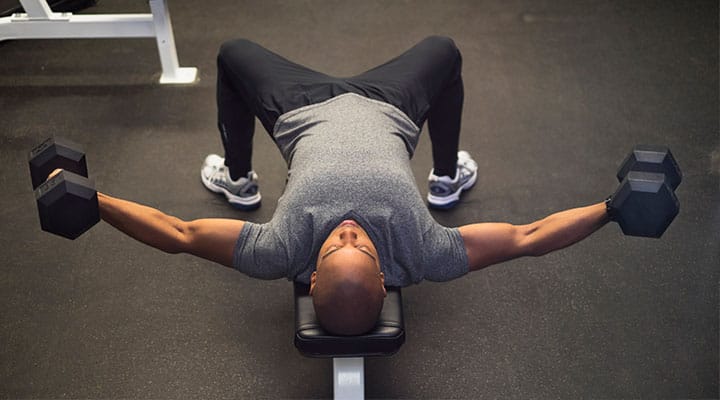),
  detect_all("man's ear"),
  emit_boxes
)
[379,272,387,297]
[309,271,317,295]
